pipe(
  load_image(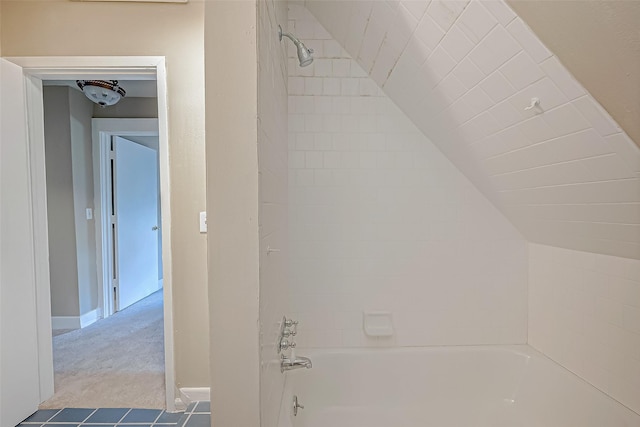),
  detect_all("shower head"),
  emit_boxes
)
[278,25,314,67]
